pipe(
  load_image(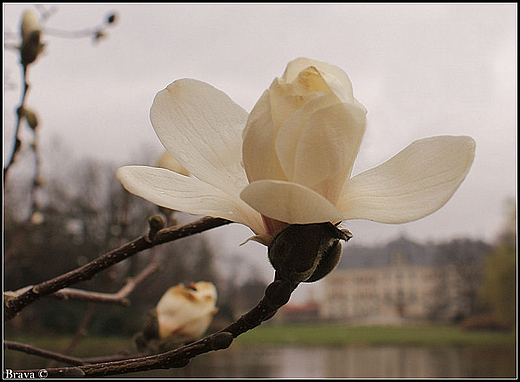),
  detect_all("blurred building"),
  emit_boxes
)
[278,236,491,325]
